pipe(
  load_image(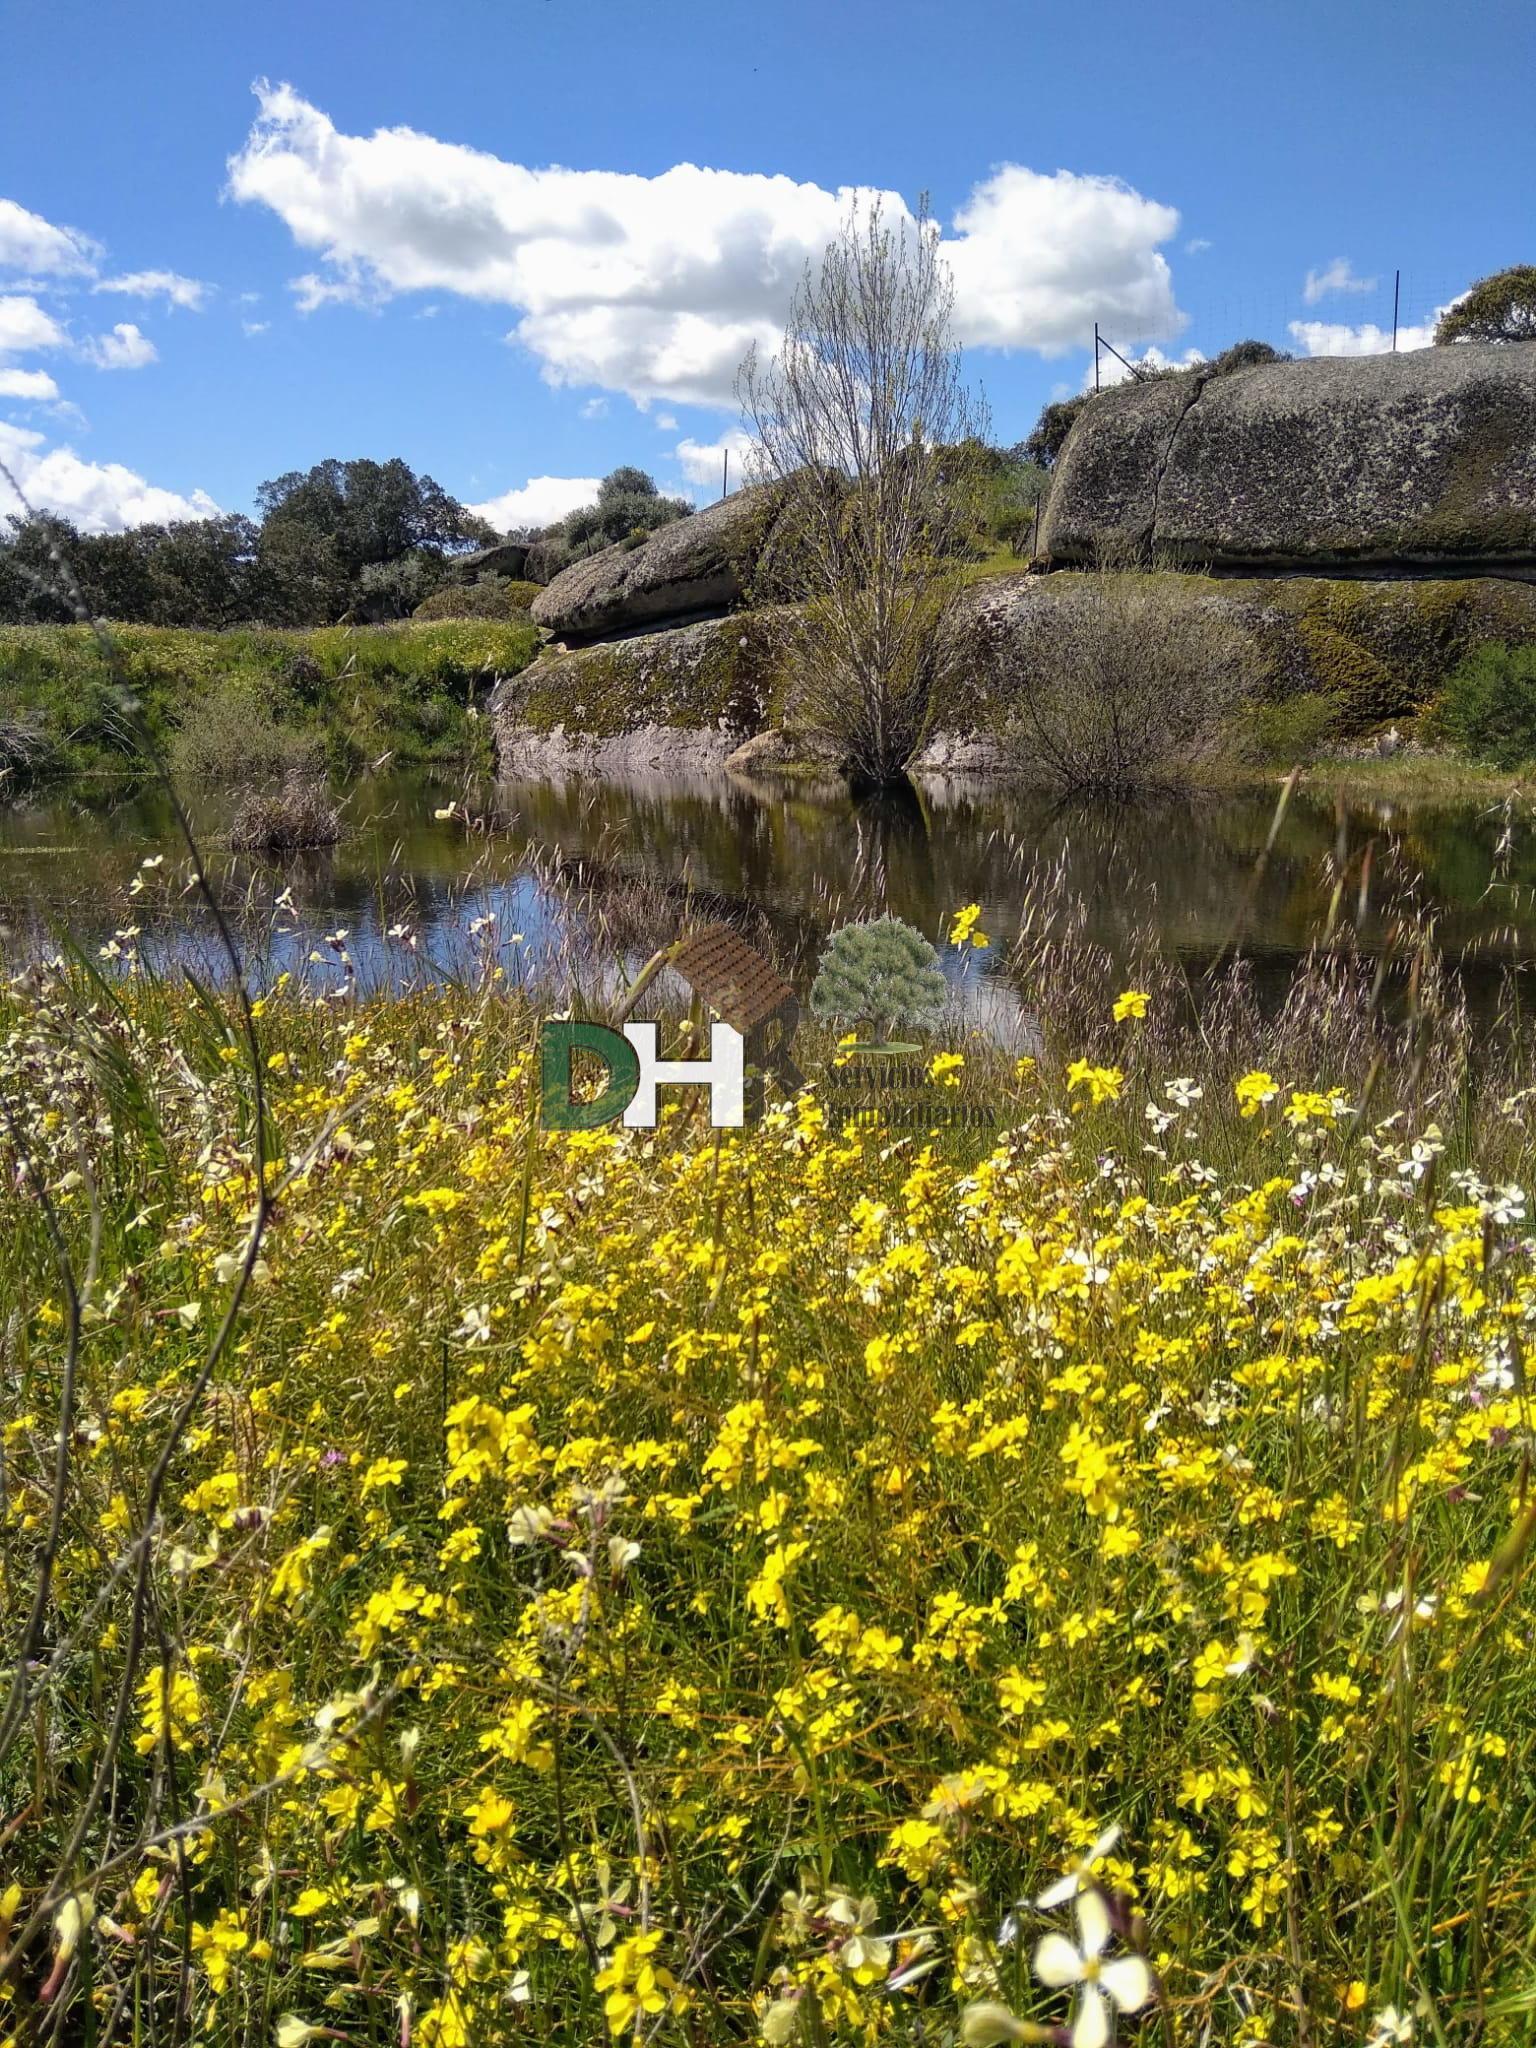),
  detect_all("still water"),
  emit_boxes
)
[0,767,1533,1020]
